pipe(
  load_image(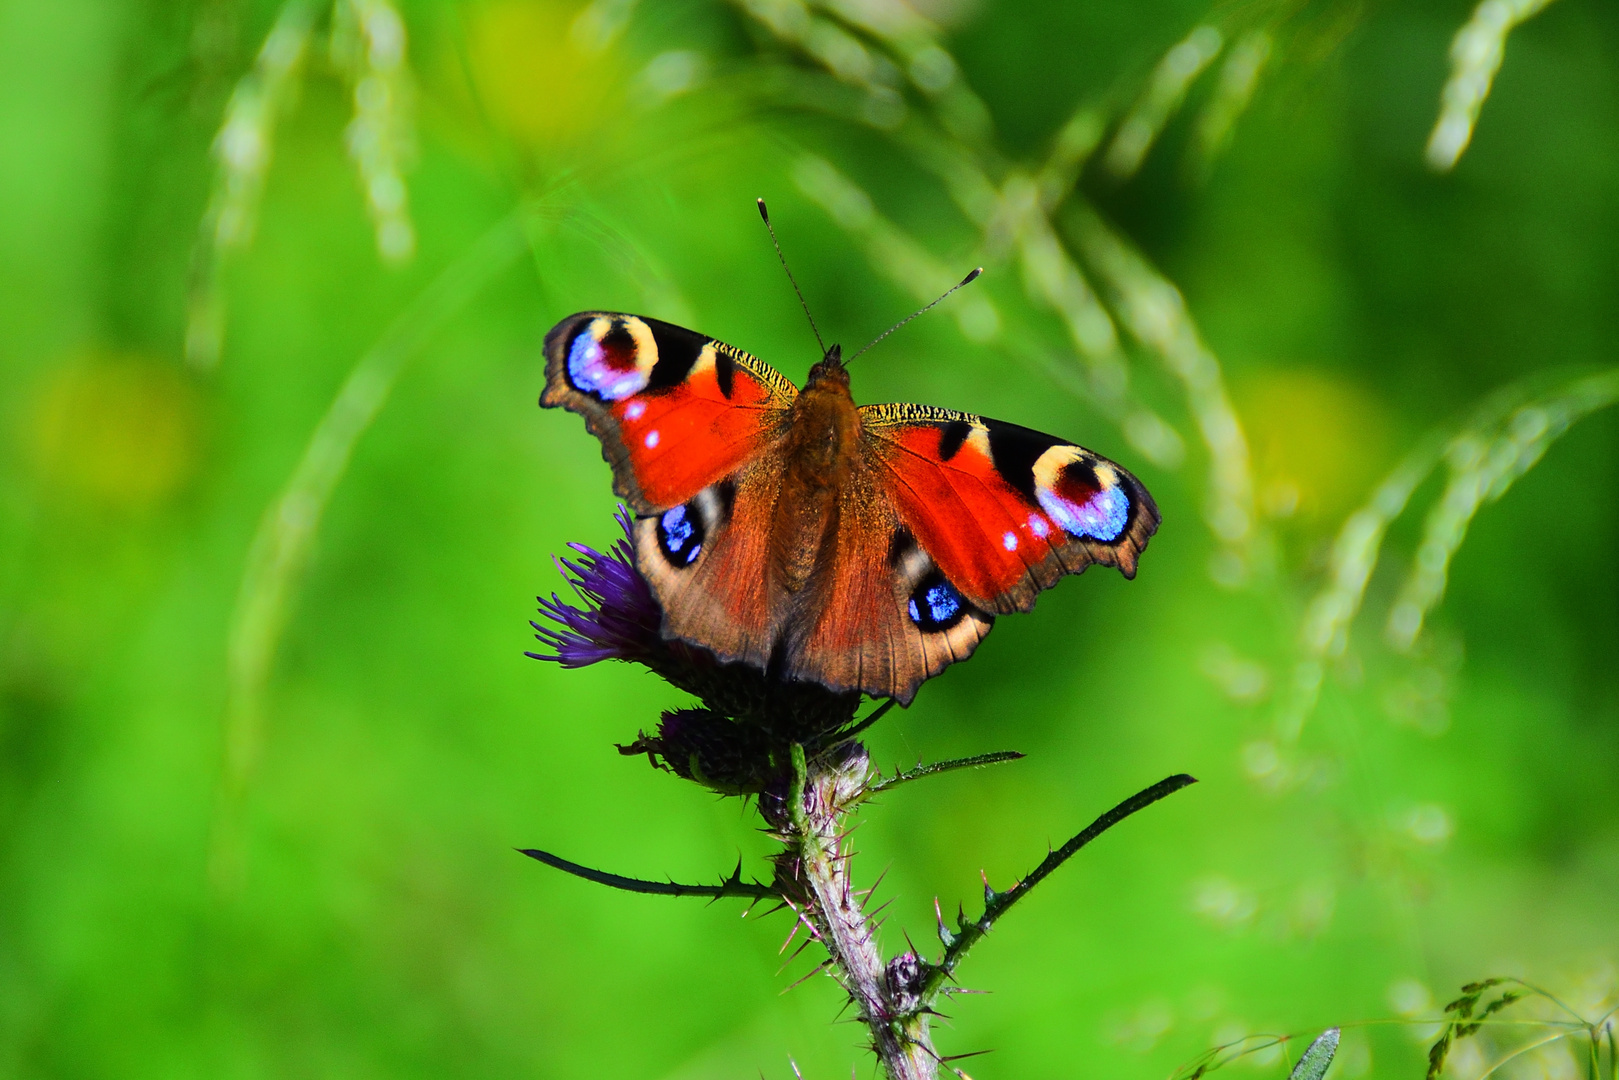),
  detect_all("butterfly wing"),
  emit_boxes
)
[629,465,784,673]
[786,479,994,705]
[541,311,798,513]
[859,403,1159,615]
[543,312,799,666]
